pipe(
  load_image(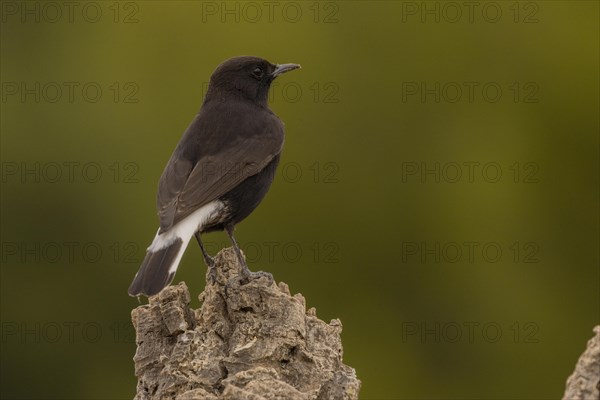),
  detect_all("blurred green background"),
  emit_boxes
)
[1,1,598,399]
